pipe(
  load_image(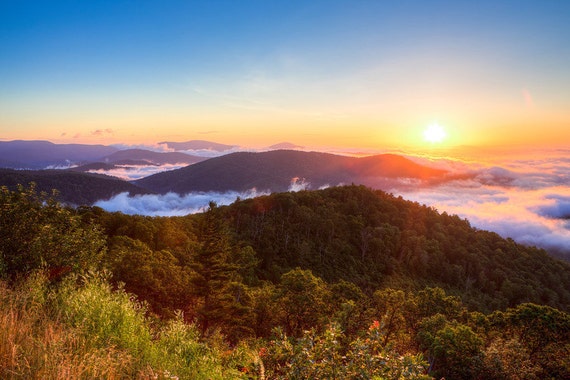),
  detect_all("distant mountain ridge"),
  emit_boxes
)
[159,140,237,152]
[0,140,118,169]
[100,149,206,165]
[0,140,209,169]
[268,142,304,150]
[134,150,447,194]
